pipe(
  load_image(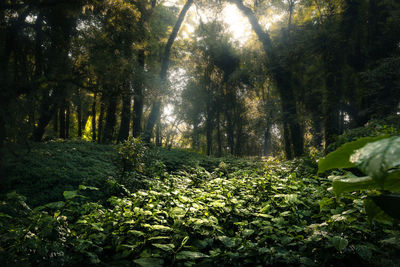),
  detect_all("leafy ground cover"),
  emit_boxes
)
[1,141,400,266]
